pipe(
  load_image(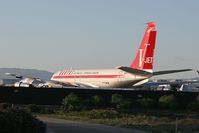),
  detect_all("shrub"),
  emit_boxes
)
[187,101,199,110]
[111,94,123,109]
[0,108,46,133]
[111,94,133,109]
[137,98,155,108]
[159,95,178,109]
[62,93,82,111]
[119,98,134,109]
[111,94,122,104]
[0,103,11,110]
[91,95,103,107]
[196,95,199,102]
[187,95,199,110]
